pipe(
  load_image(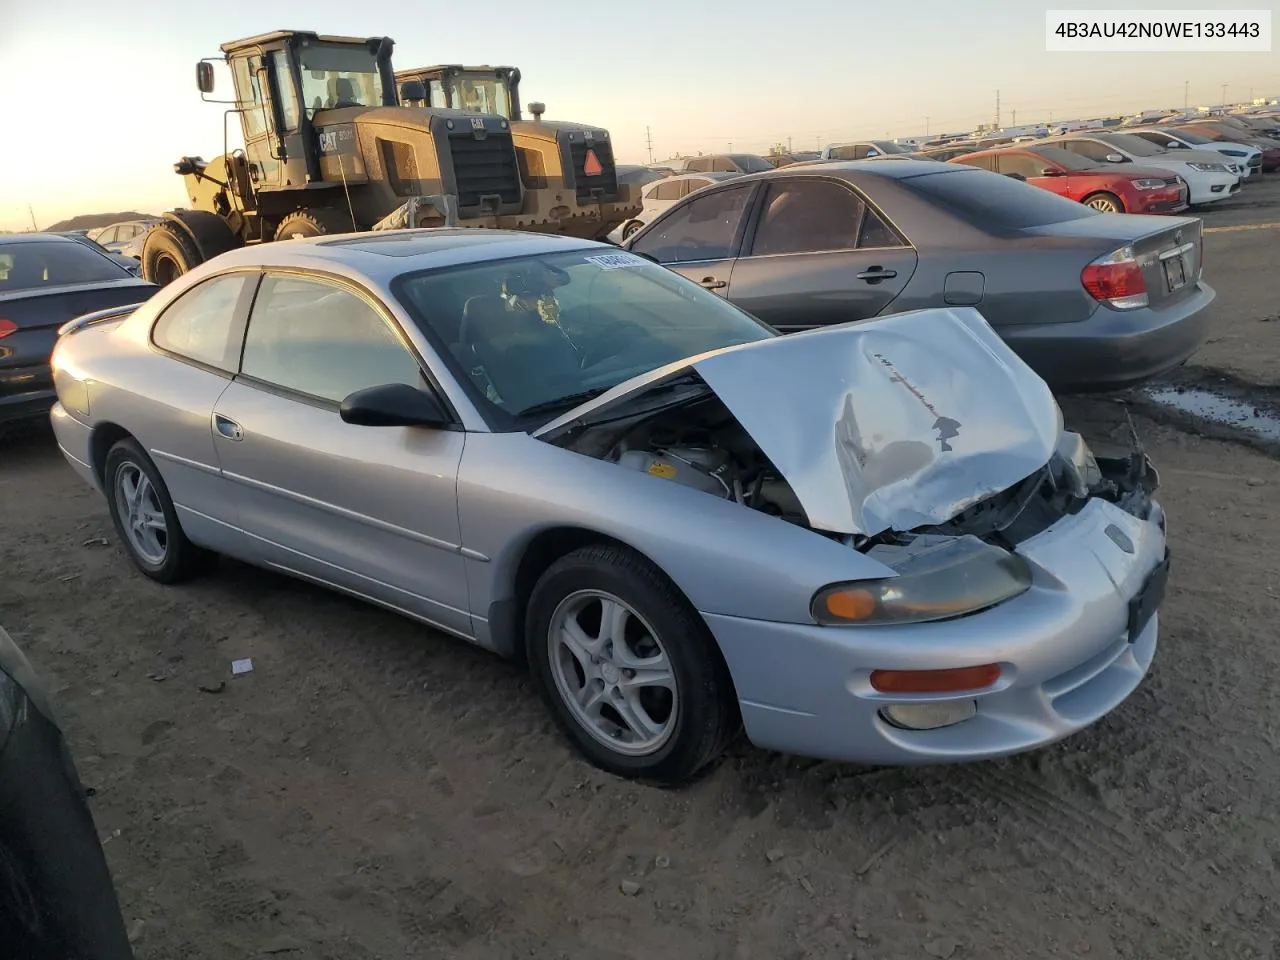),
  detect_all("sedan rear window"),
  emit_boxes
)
[901,168,1097,229]
[0,240,128,291]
